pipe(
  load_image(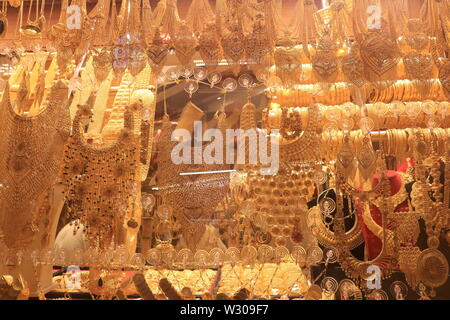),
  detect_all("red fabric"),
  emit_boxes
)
[356,171,409,261]
[397,159,414,173]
